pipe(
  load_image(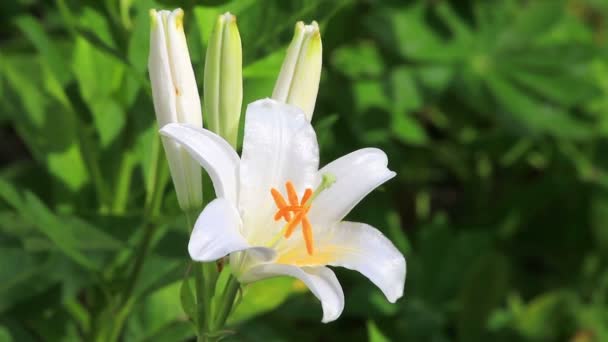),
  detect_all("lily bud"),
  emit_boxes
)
[272,21,322,121]
[204,12,243,148]
[149,8,202,210]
